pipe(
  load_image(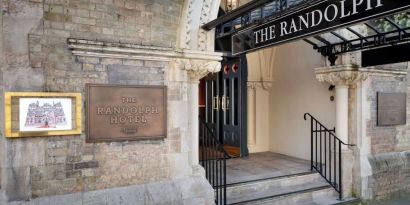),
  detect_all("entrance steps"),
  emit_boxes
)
[226,172,361,205]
